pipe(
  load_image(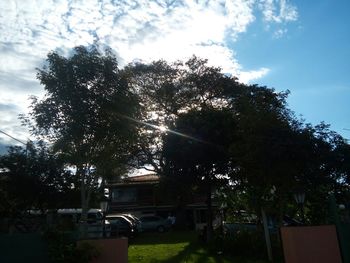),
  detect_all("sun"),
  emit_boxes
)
[158,125,167,133]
